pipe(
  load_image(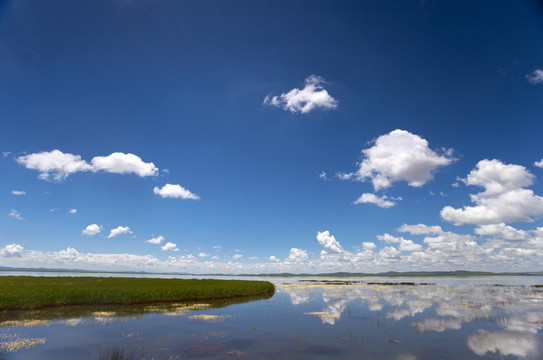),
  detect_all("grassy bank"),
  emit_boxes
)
[0,276,275,311]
